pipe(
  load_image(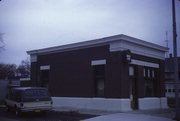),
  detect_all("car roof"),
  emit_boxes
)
[12,87,47,91]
